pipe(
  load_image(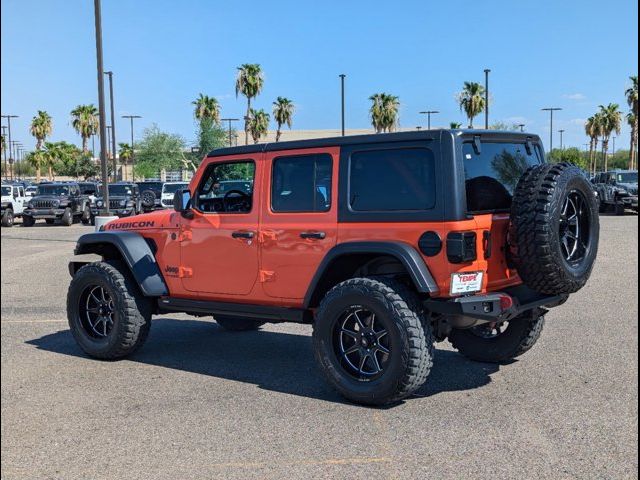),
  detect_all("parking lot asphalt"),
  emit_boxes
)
[1,216,638,480]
